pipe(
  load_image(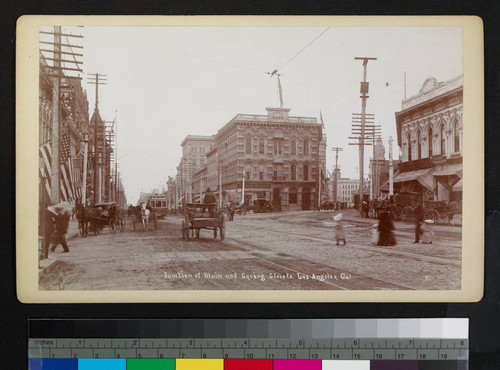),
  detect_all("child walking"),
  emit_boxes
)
[333,213,346,246]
